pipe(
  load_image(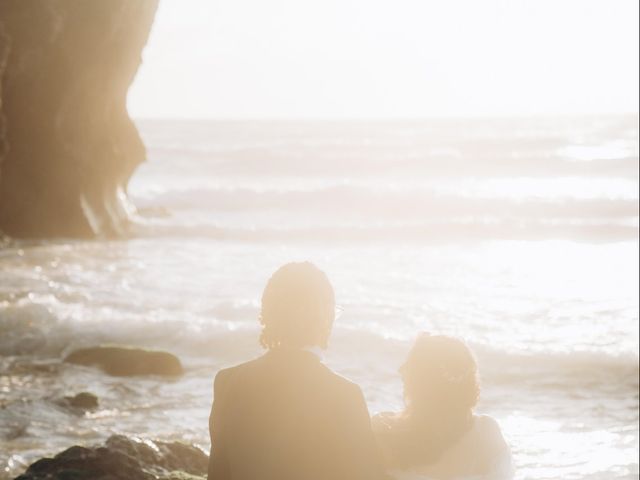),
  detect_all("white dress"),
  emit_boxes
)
[389,415,514,480]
